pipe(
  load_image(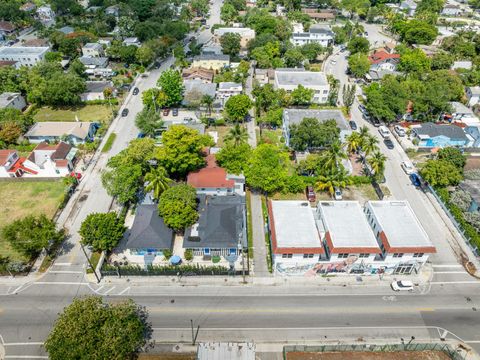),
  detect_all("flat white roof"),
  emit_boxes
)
[318,201,379,249]
[270,200,322,249]
[0,46,49,56]
[366,201,433,249]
